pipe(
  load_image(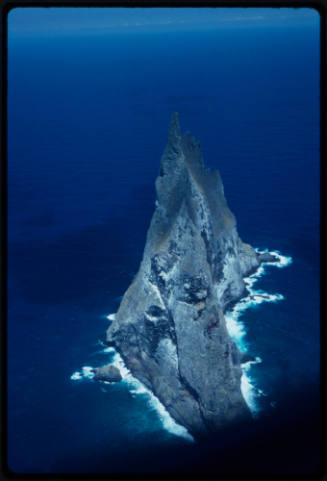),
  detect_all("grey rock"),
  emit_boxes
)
[93,364,122,383]
[257,252,278,263]
[106,113,264,436]
[239,352,256,364]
